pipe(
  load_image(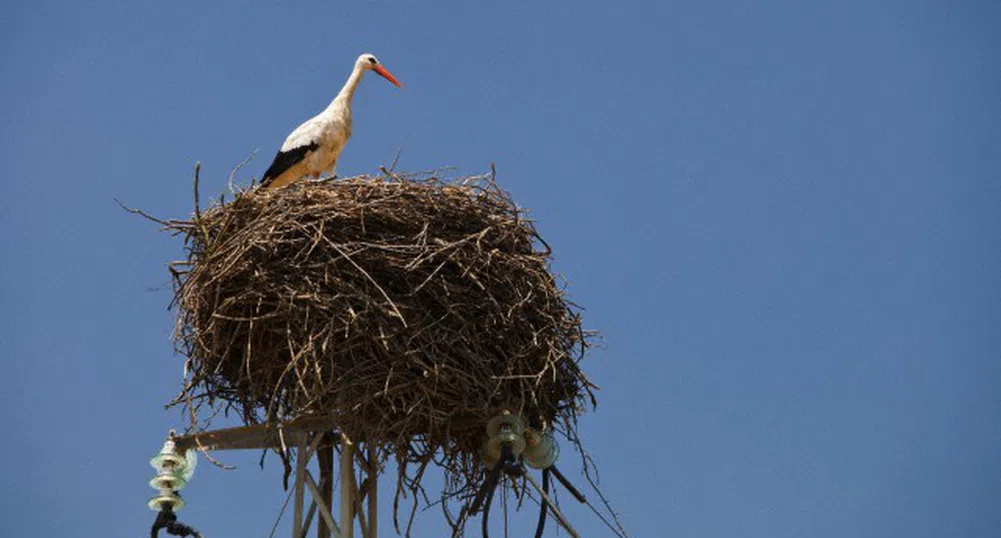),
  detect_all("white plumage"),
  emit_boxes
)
[260,53,402,189]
